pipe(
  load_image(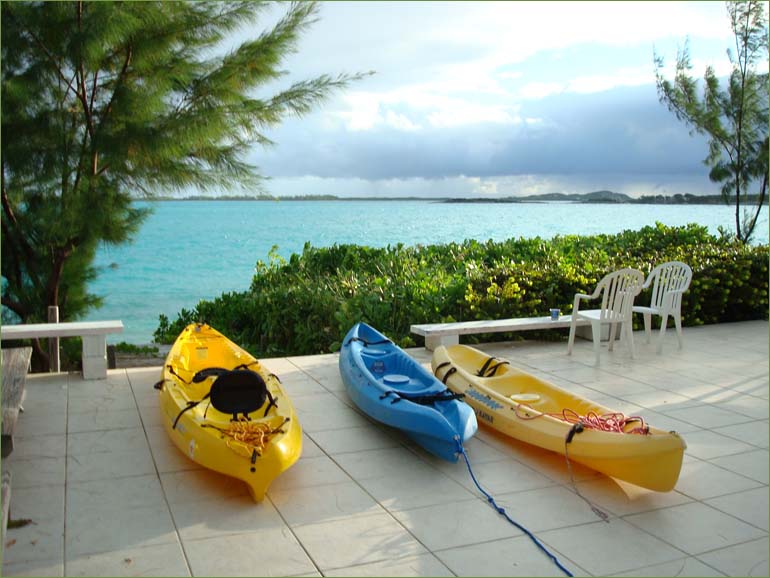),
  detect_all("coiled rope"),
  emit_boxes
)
[455,439,573,577]
[513,405,650,435]
[202,417,289,459]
